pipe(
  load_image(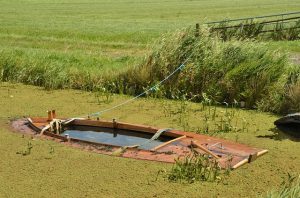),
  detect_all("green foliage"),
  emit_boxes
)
[120,27,294,113]
[265,174,300,198]
[258,65,300,114]
[0,48,129,91]
[16,141,33,156]
[94,87,114,104]
[161,149,227,183]
[0,26,298,114]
